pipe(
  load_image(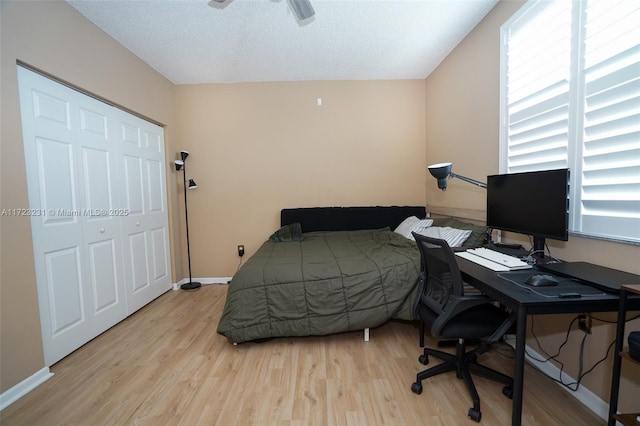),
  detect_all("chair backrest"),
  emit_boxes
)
[412,232,465,316]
